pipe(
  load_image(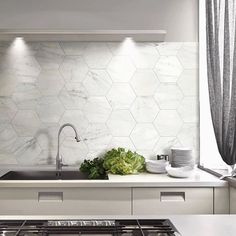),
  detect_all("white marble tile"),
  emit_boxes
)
[23,42,41,55]
[177,123,199,160]
[84,43,112,68]
[0,70,18,96]
[36,97,65,123]
[83,97,111,123]
[83,70,112,96]
[60,42,87,55]
[0,123,18,152]
[86,149,107,160]
[178,69,199,96]
[107,110,135,136]
[178,97,199,123]
[153,137,182,158]
[59,83,88,110]
[177,43,199,69]
[9,55,41,77]
[107,42,136,56]
[107,56,136,82]
[155,56,183,82]
[35,42,64,69]
[131,97,159,122]
[84,123,112,150]
[36,123,65,151]
[108,137,135,151]
[7,41,39,57]
[107,83,135,109]
[130,43,160,69]
[12,110,41,137]
[17,75,37,83]
[59,56,88,82]
[0,97,17,123]
[0,42,10,53]
[156,42,182,56]
[154,83,183,109]
[61,138,88,165]
[12,137,42,165]
[60,110,89,136]
[12,82,41,109]
[135,150,157,160]
[130,69,159,96]
[178,123,199,149]
[0,153,18,165]
[37,148,56,165]
[130,124,159,150]
[154,110,183,136]
[37,70,64,96]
